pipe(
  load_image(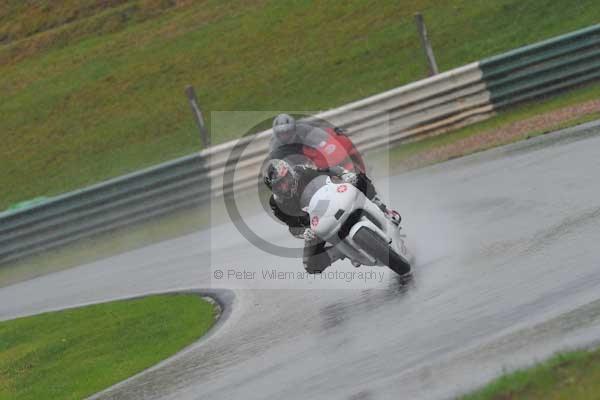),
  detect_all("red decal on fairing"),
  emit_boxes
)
[337,185,348,193]
[311,216,319,227]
